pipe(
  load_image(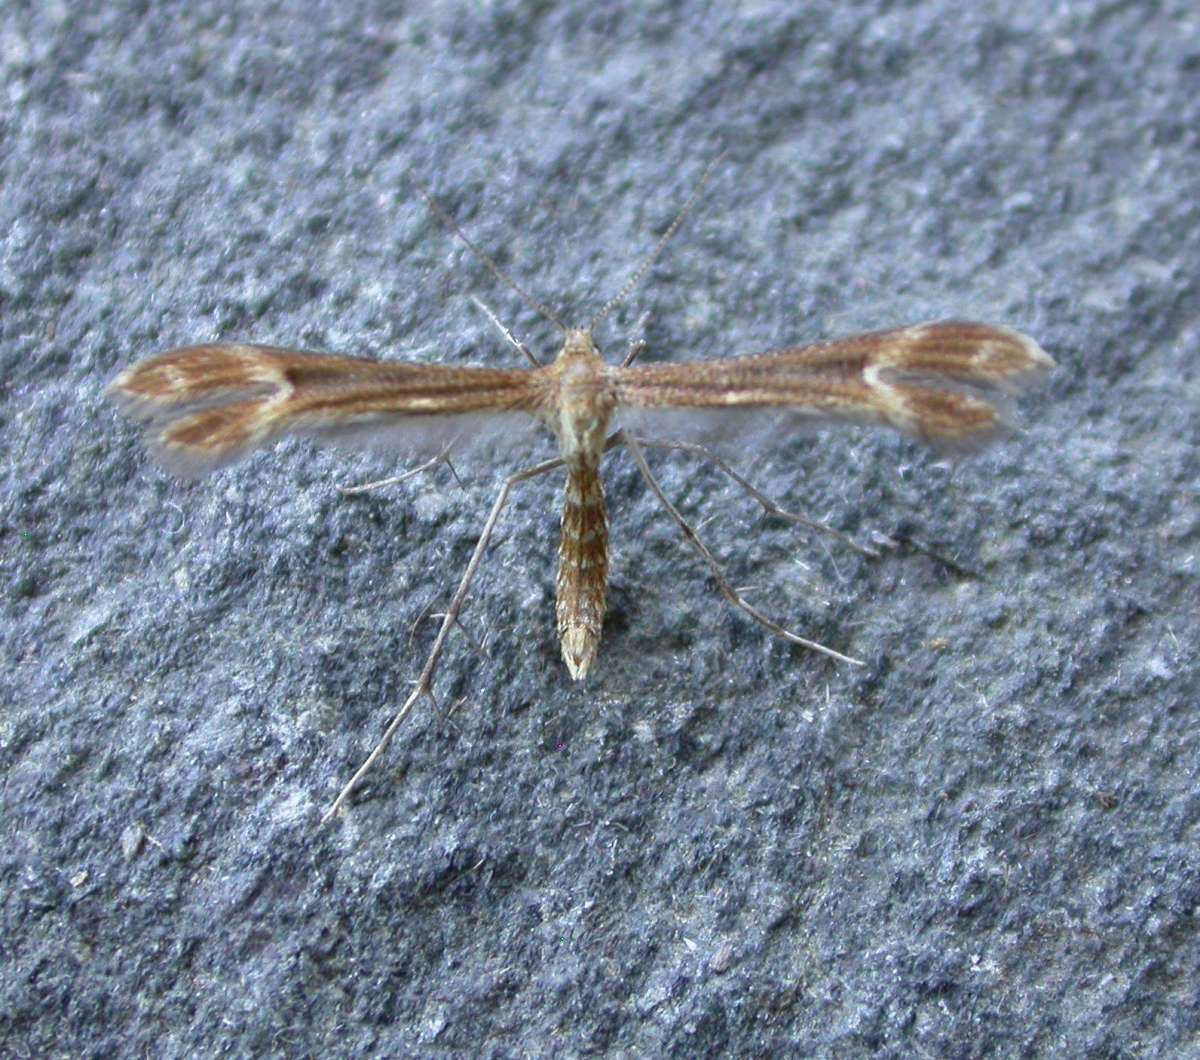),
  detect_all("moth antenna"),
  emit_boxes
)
[407,172,567,336]
[589,149,727,334]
